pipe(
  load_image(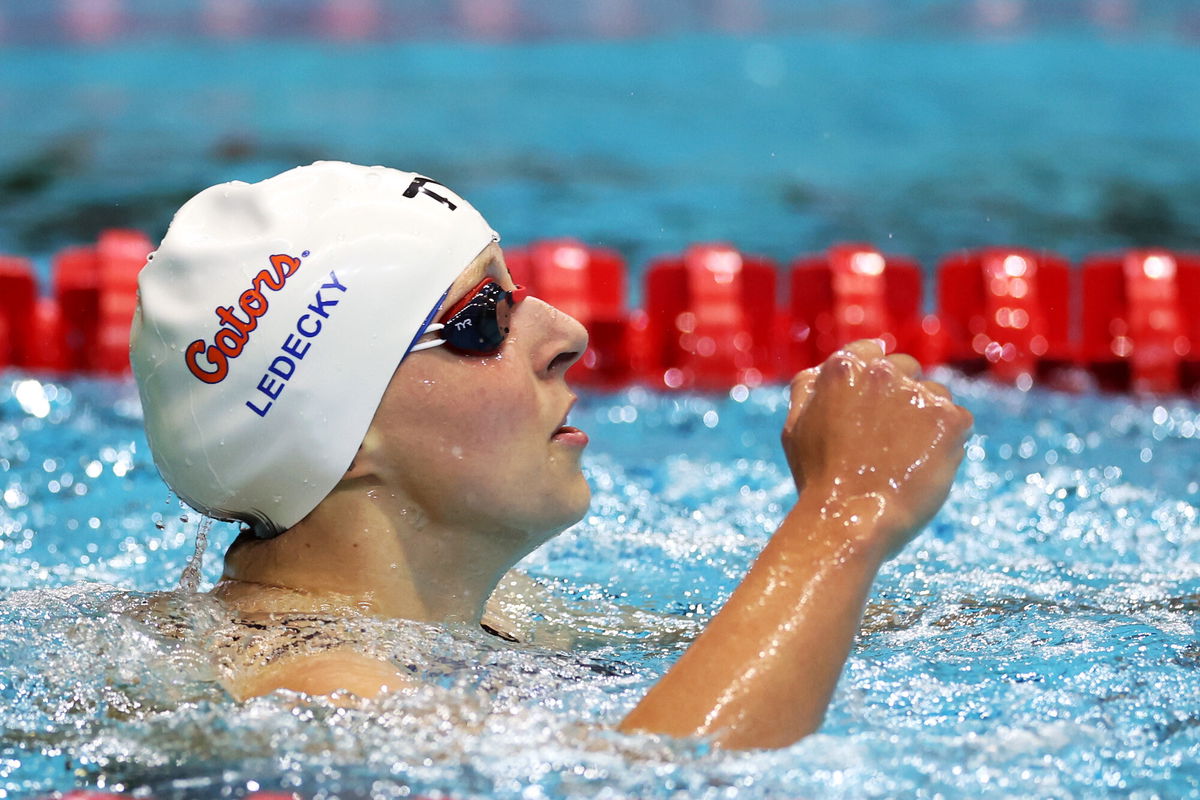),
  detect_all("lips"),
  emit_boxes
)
[551,399,588,447]
[551,425,589,447]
